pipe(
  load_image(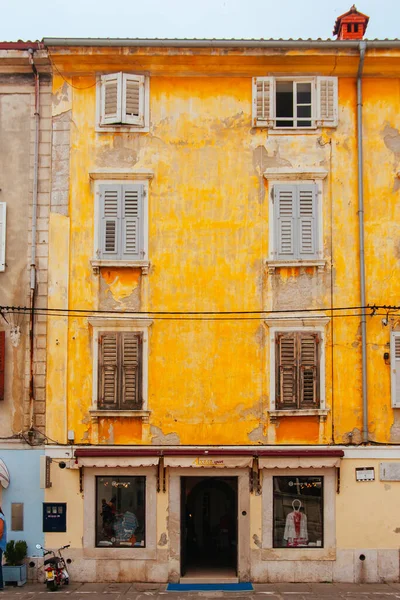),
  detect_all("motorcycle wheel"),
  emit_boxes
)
[64,578,69,585]
[47,581,58,592]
